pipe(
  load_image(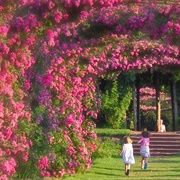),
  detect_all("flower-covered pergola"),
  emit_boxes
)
[135,69,178,132]
[0,0,180,179]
